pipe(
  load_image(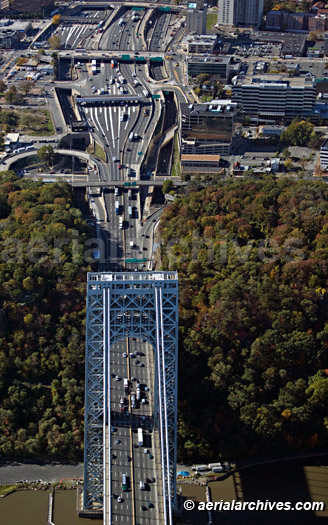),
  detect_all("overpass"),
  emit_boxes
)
[82,271,178,524]
[76,95,143,105]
